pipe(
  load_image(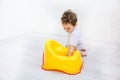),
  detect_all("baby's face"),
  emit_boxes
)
[62,23,75,33]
